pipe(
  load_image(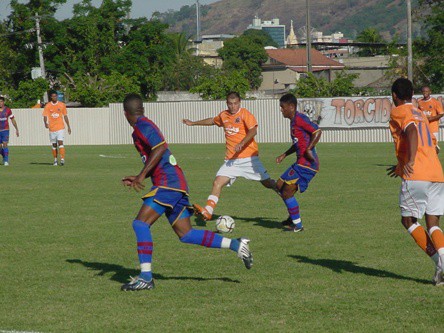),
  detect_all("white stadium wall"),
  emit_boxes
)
[8,96,444,146]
